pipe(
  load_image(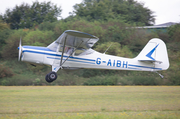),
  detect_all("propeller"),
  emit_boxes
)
[18,38,22,61]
